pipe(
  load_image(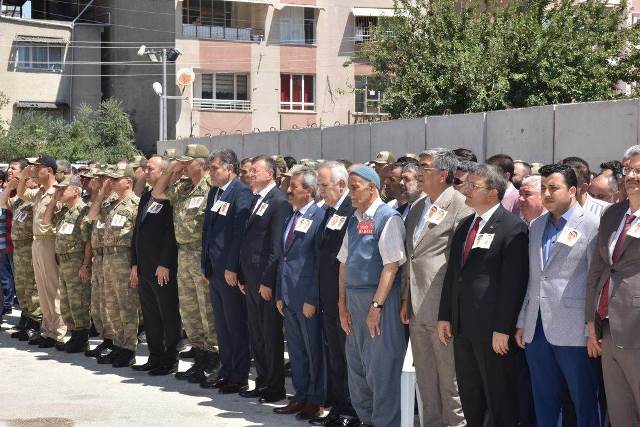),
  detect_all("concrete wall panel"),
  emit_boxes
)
[279,128,322,160]
[554,100,639,167]
[370,118,426,160]
[427,113,485,161]
[211,134,244,157]
[321,124,371,162]
[486,106,554,164]
[243,132,279,158]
